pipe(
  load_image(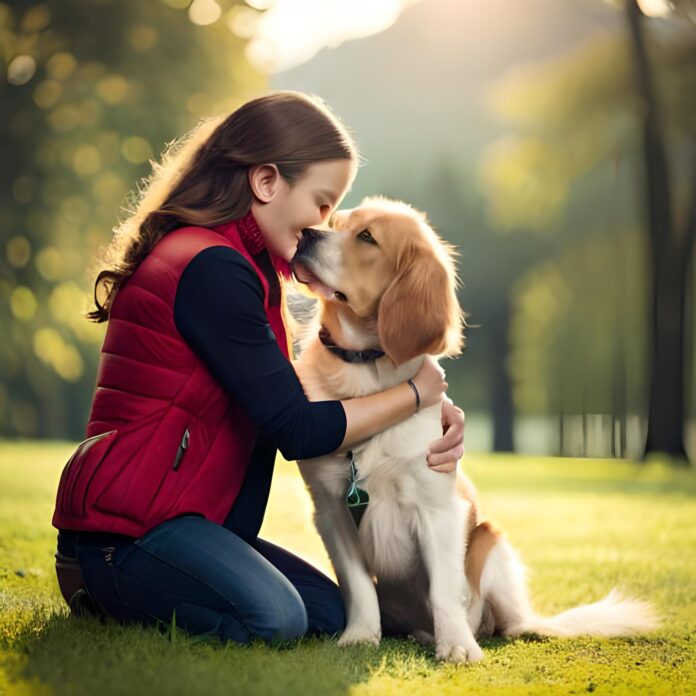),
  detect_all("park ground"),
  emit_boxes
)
[0,441,695,695]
